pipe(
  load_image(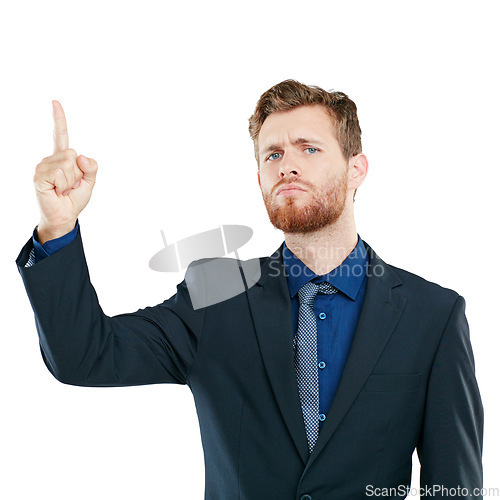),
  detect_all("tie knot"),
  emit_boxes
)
[318,281,338,295]
[297,280,337,306]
